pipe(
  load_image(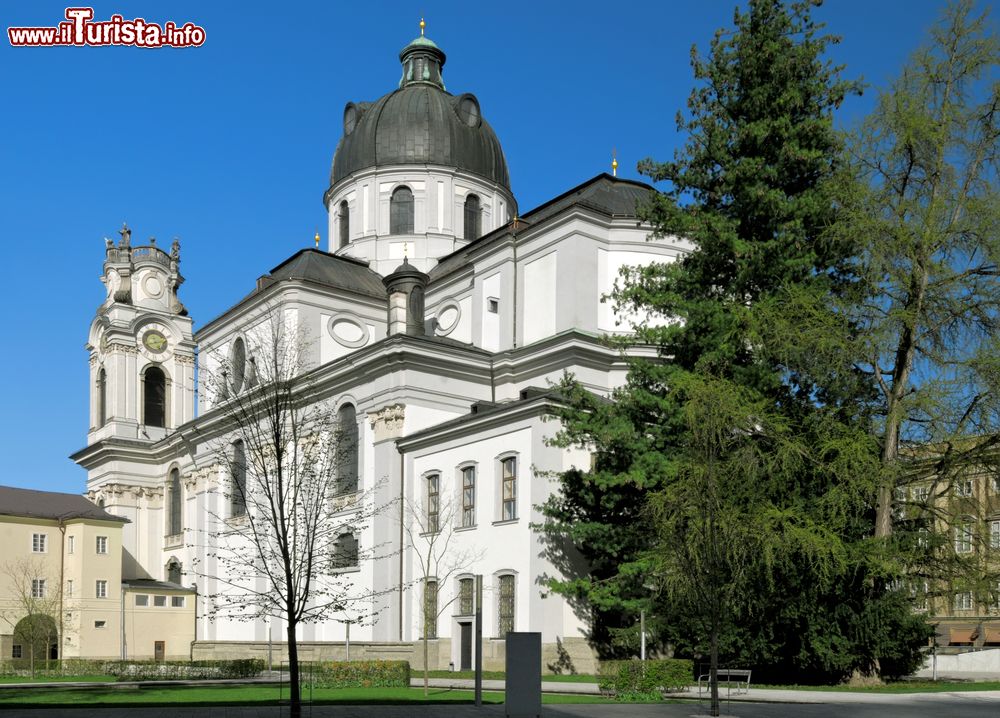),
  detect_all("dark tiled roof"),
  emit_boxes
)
[265,249,387,299]
[428,174,656,283]
[0,485,127,523]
